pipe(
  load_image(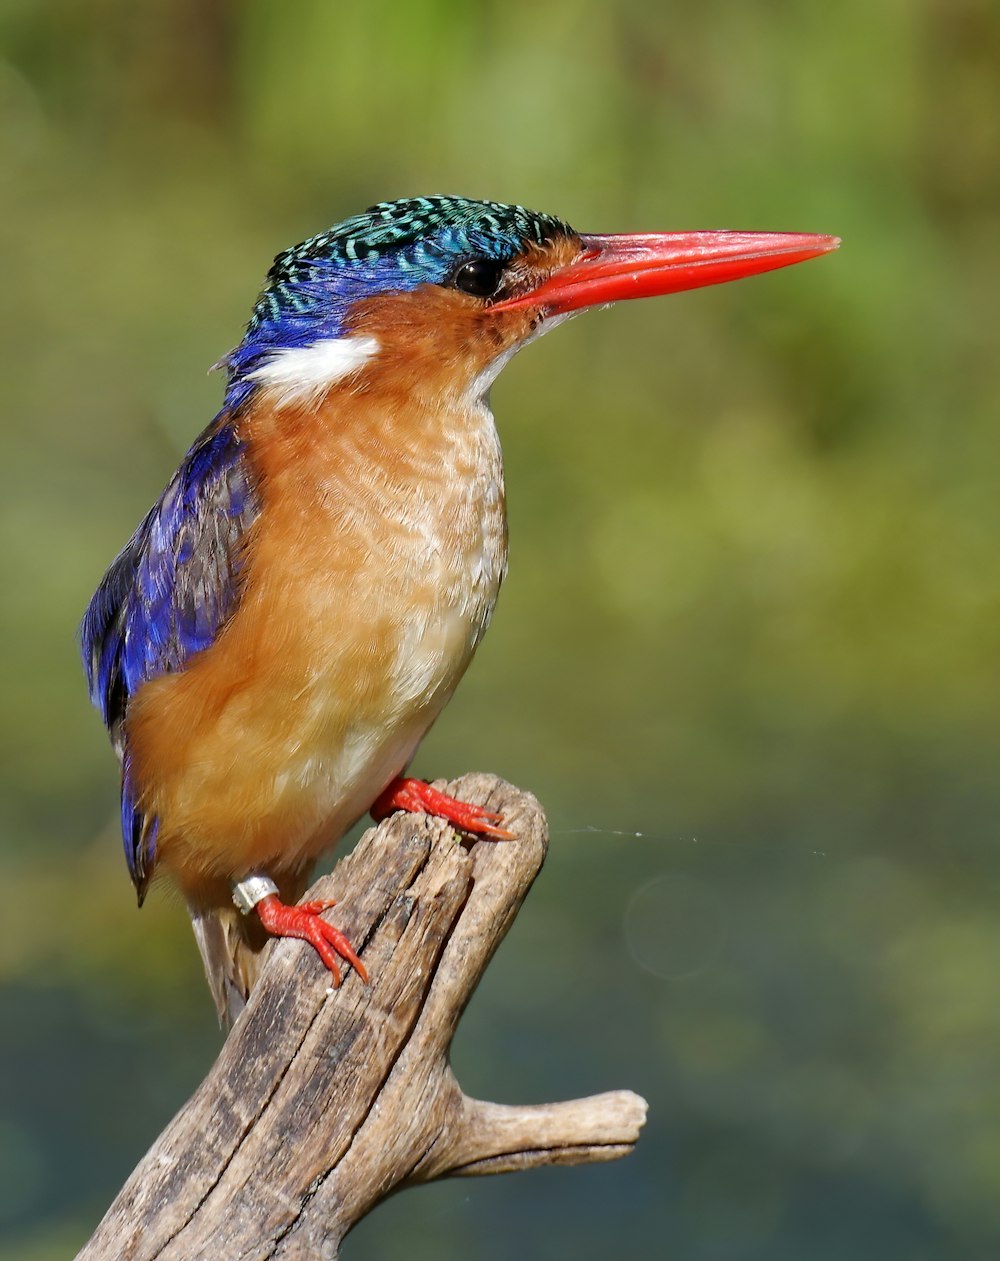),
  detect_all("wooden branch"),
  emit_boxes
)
[75,773,648,1261]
